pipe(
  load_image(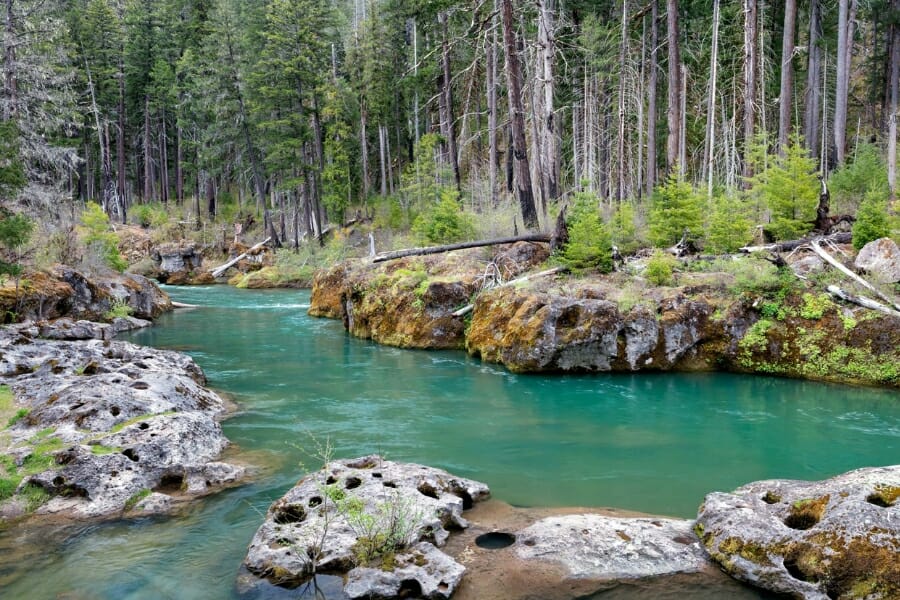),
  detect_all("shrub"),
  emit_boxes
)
[103,298,133,320]
[560,192,613,273]
[130,202,169,228]
[830,144,889,214]
[79,202,127,272]
[609,202,640,254]
[648,173,703,247]
[851,190,891,251]
[644,250,677,285]
[411,189,476,245]
[705,194,754,253]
